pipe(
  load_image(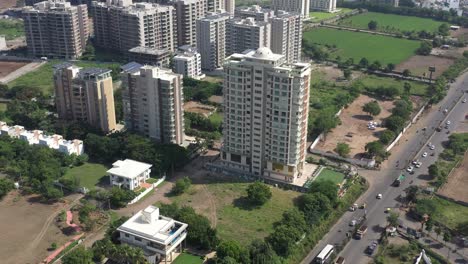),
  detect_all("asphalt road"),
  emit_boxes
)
[302,72,468,264]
